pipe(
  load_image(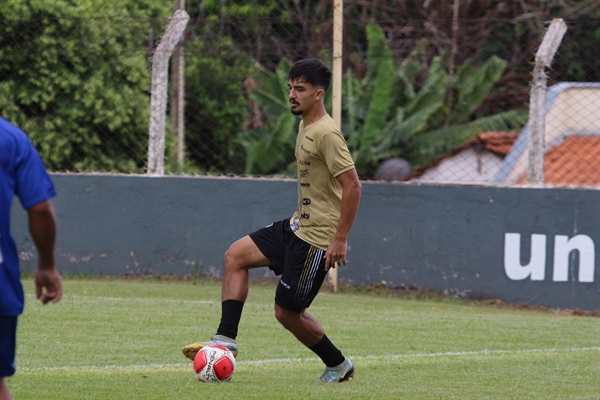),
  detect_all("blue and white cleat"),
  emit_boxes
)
[182,336,238,360]
[318,358,355,383]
